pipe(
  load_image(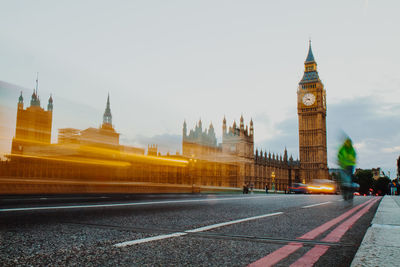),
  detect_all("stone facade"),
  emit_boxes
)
[182,116,300,191]
[1,43,331,194]
[297,42,329,183]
